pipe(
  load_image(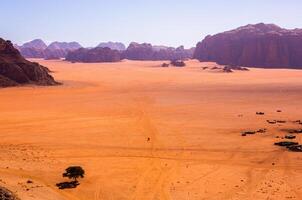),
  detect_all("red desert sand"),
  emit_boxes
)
[1,59,302,200]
